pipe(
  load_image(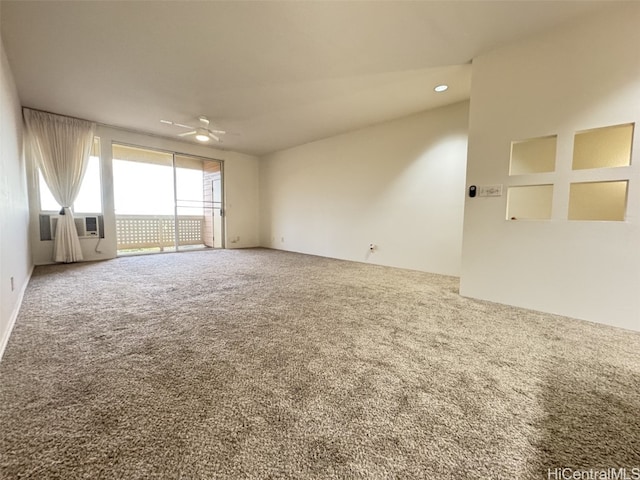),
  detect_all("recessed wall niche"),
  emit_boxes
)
[568,181,628,221]
[506,185,553,220]
[510,135,557,175]
[503,124,633,223]
[572,123,634,170]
